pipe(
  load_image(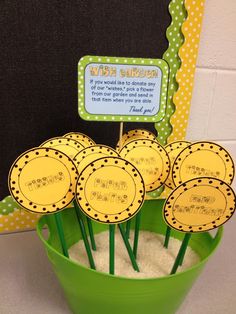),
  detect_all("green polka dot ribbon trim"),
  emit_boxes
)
[78,56,169,123]
[155,0,186,145]
[149,0,186,199]
[0,196,21,215]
